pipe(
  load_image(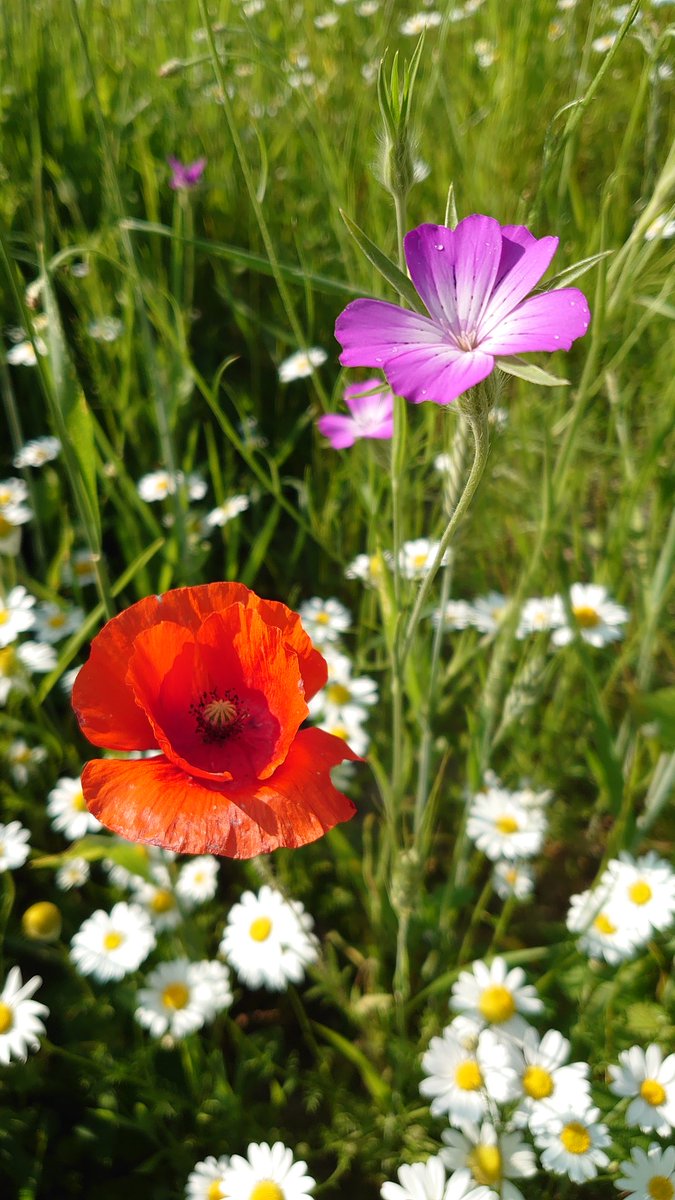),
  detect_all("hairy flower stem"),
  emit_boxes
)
[401,396,490,672]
